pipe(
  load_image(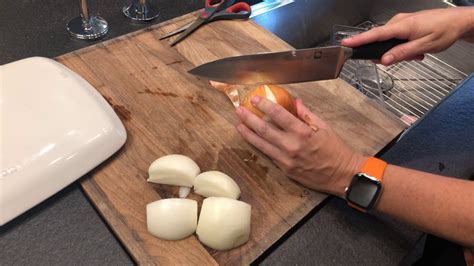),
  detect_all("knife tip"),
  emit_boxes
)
[187,66,202,76]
